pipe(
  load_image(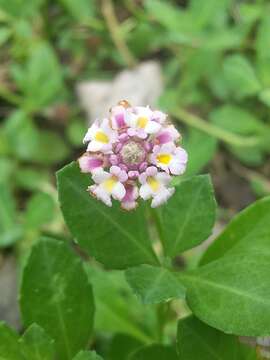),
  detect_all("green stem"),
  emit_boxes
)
[101,0,137,68]
[171,107,261,147]
[150,207,166,260]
